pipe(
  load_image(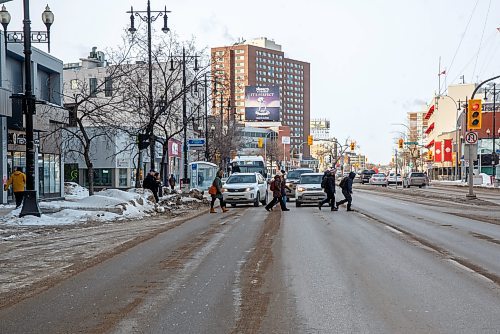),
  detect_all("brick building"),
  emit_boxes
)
[211,37,311,160]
